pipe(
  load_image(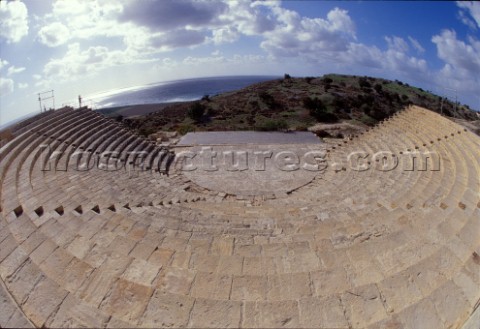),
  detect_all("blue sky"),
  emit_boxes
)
[1,0,479,125]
